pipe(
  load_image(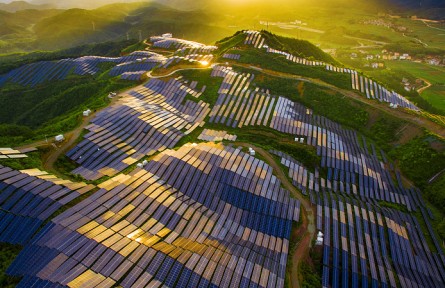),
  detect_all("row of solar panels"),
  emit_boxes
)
[222,54,241,60]
[7,143,300,288]
[350,73,418,110]
[266,47,325,67]
[160,54,213,69]
[198,129,237,142]
[120,71,146,81]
